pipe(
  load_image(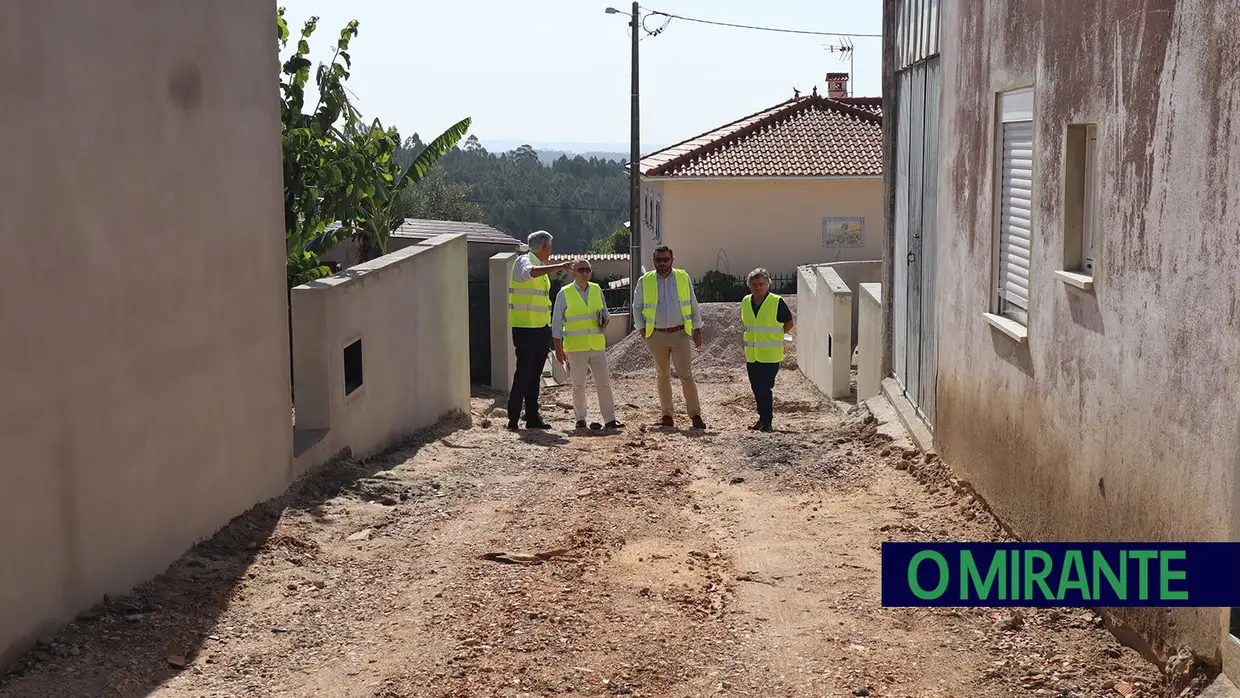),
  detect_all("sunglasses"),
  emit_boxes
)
[575,267,592,273]
[653,257,672,263]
